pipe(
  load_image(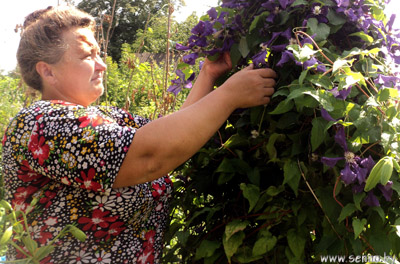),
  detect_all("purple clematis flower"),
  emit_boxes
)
[182,53,199,65]
[329,86,352,100]
[374,74,399,88]
[320,108,337,122]
[364,191,380,207]
[175,43,190,51]
[378,181,393,201]
[321,125,373,185]
[167,70,195,95]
